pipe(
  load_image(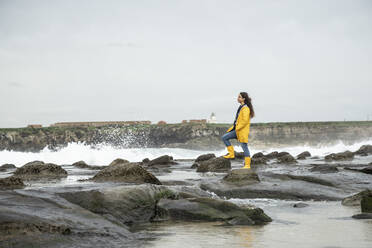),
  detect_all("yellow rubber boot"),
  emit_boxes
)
[242,157,251,169]
[223,145,235,159]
